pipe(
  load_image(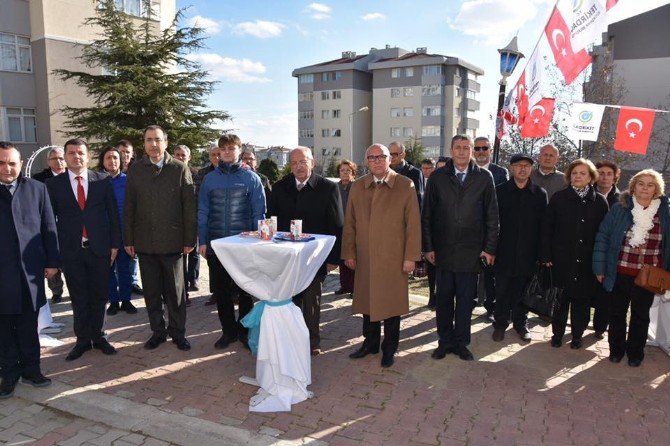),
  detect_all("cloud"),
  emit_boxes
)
[449,0,552,45]
[186,15,222,35]
[186,53,271,83]
[232,20,286,39]
[230,111,298,147]
[305,3,332,20]
[361,12,386,21]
